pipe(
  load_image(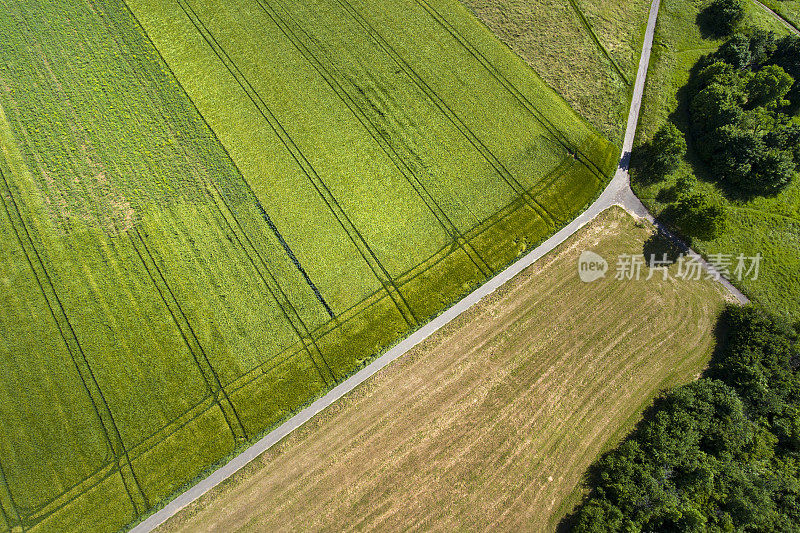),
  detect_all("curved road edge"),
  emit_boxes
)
[751,0,800,36]
[130,0,744,529]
